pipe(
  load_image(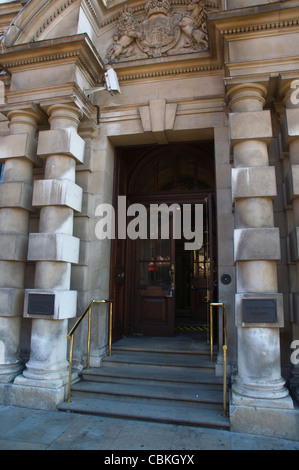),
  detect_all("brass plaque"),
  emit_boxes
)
[243,299,277,323]
[28,293,55,316]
